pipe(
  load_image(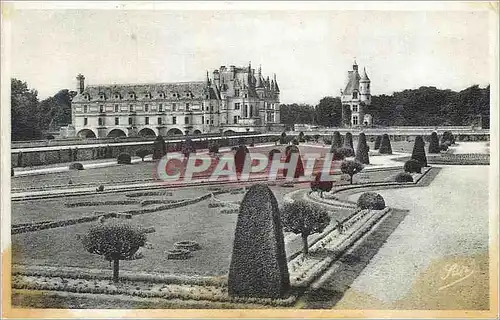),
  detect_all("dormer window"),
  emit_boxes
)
[144,92,151,99]
[235,89,240,97]
[99,93,106,100]
[172,93,178,98]
[158,92,165,99]
[353,91,358,99]
[114,93,121,99]
[84,93,91,101]
[129,92,136,99]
